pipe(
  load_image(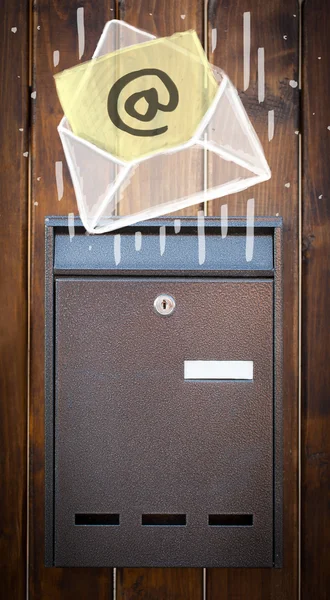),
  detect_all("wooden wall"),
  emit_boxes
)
[0,0,328,598]
[0,1,29,598]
